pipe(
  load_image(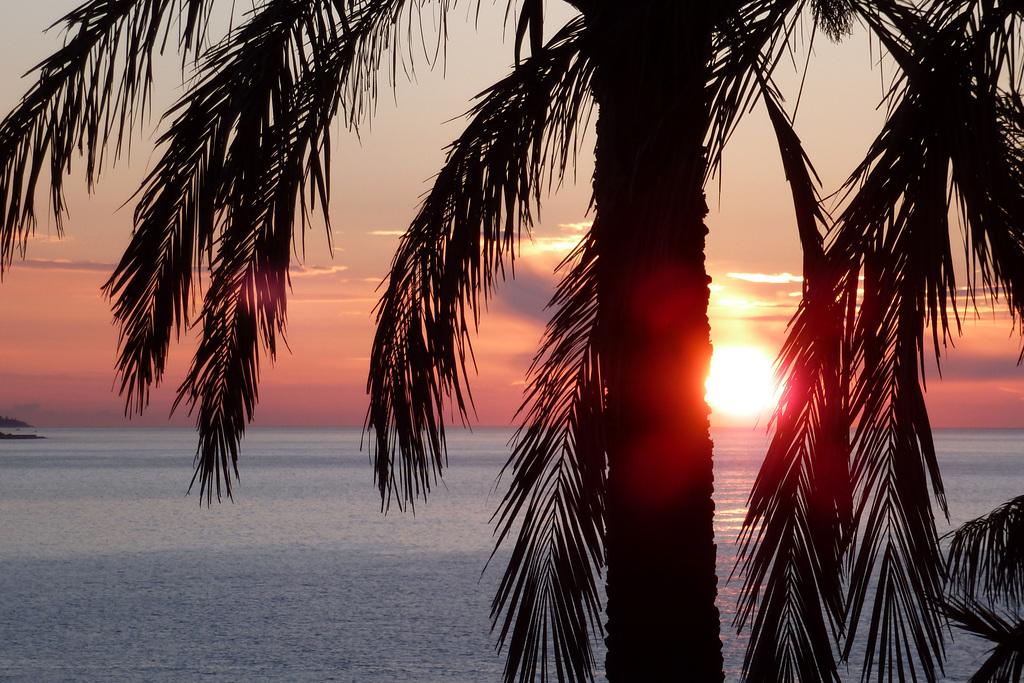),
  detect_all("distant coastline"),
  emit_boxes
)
[0,415,43,438]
